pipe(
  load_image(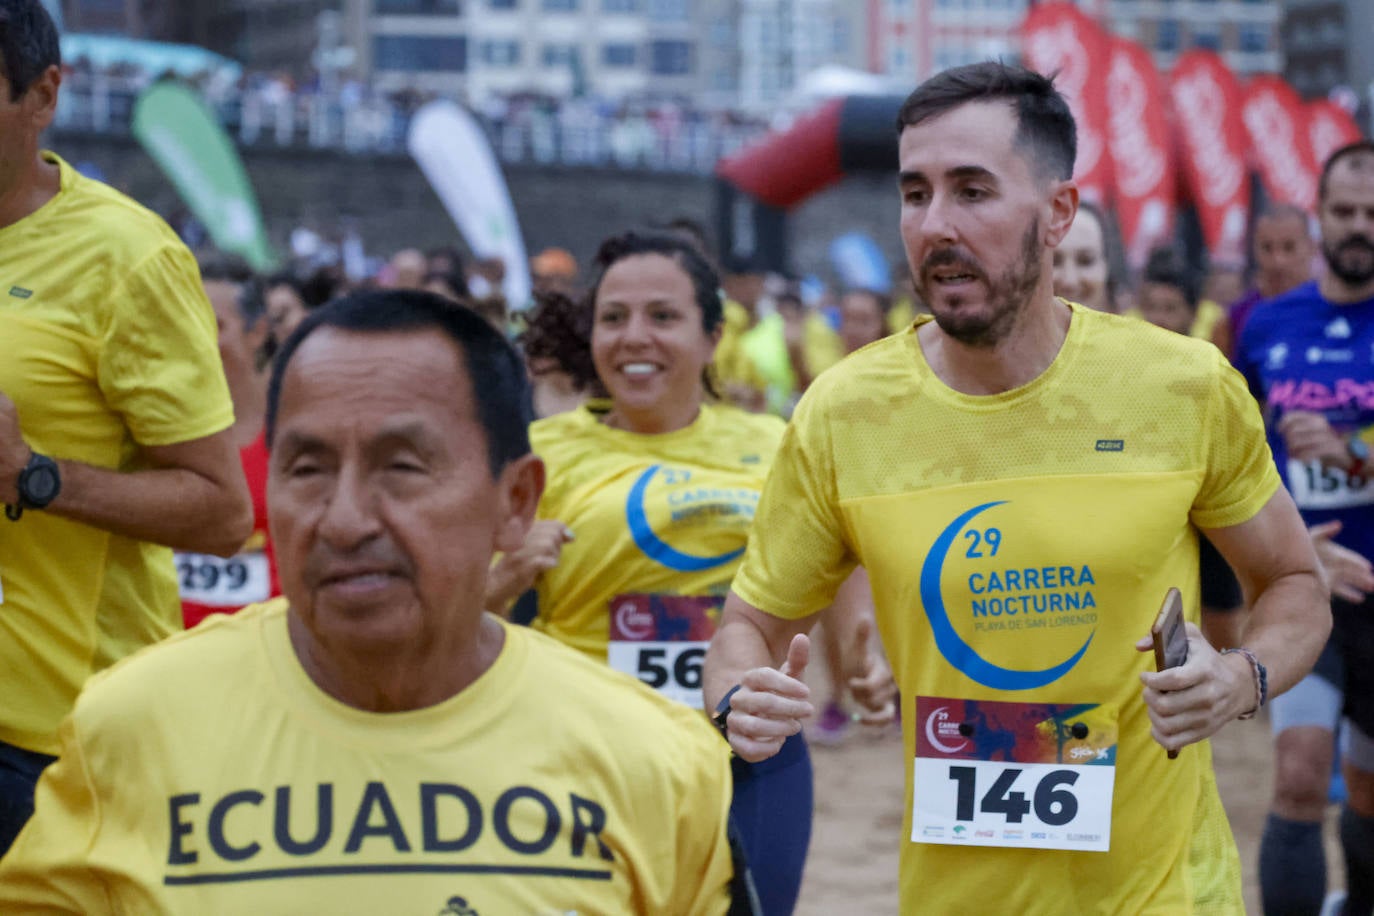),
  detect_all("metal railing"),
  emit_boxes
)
[51,74,768,174]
